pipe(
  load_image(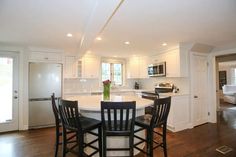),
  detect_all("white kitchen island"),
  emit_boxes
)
[66,95,153,156]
